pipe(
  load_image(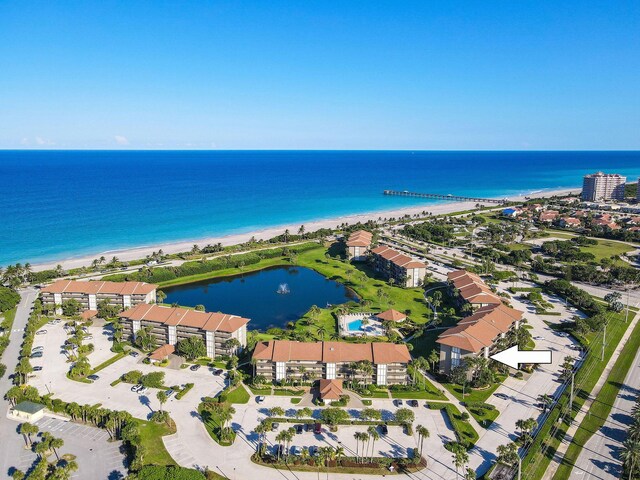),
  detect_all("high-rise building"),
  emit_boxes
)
[581,172,626,201]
